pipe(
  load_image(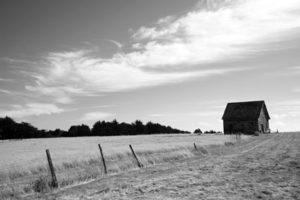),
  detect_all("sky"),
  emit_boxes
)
[0,0,300,132]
